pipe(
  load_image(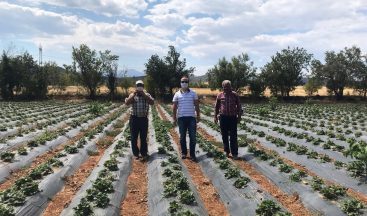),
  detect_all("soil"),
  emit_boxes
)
[157,105,229,216]
[0,115,113,192]
[197,127,312,216]
[41,113,129,215]
[120,158,148,216]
